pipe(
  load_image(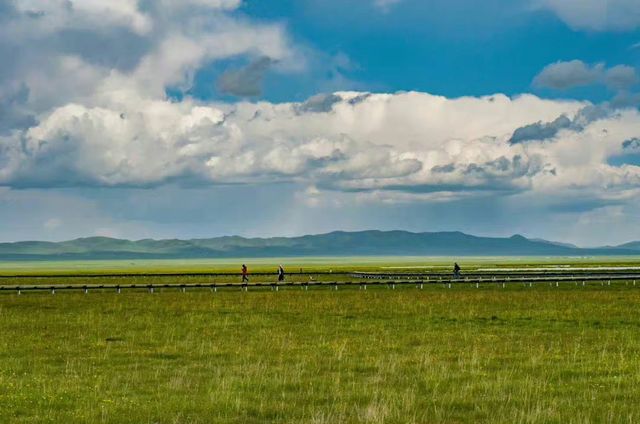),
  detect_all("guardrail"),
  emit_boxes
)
[350,270,640,279]
[2,269,638,280]
[0,271,348,279]
[1,273,639,295]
